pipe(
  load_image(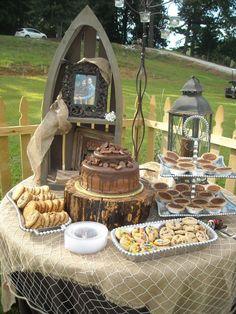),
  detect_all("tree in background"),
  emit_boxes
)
[174,0,236,63]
